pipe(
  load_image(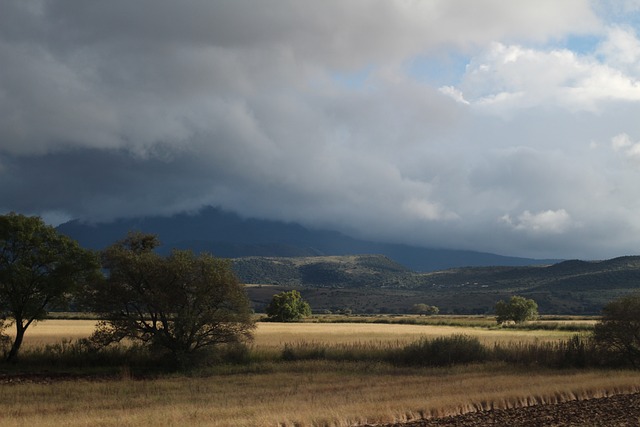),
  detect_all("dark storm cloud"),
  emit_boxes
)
[5,1,640,259]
